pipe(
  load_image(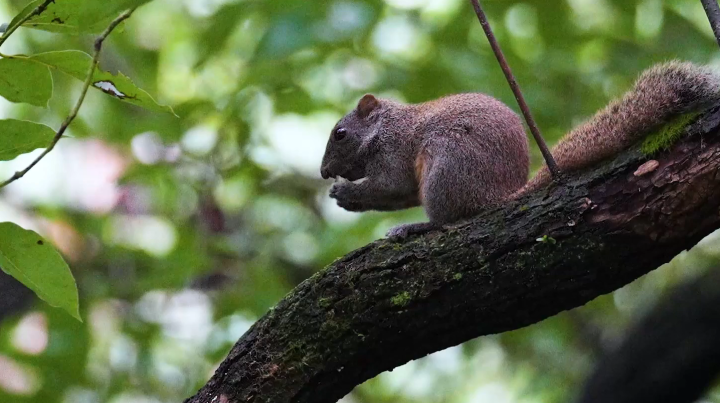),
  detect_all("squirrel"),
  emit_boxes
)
[319,61,720,238]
